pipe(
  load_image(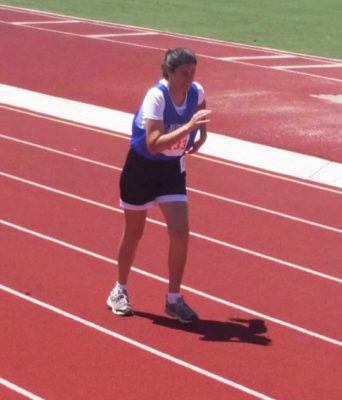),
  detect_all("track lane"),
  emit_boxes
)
[1,291,246,400]
[1,176,341,341]
[1,226,341,400]
[1,136,341,278]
